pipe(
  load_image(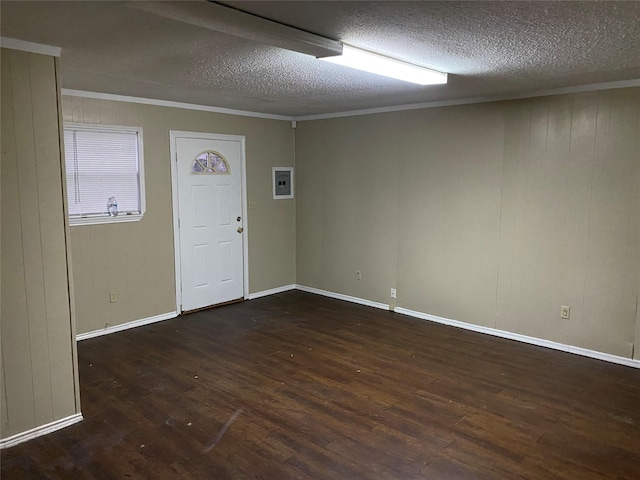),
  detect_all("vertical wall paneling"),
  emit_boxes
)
[294,123,325,289]
[1,48,79,440]
[582,91,638,355]
[18,51,56,427]
[0,360,8,436]
[296,87,640,360]
[635,102,640,361]
[296,114,399,304]
[10,48,54,429]
[1,49,37,436]
[31,52,78,421]
[54,56,82,413]
[397,105,504,328]
[0,68,8,427]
